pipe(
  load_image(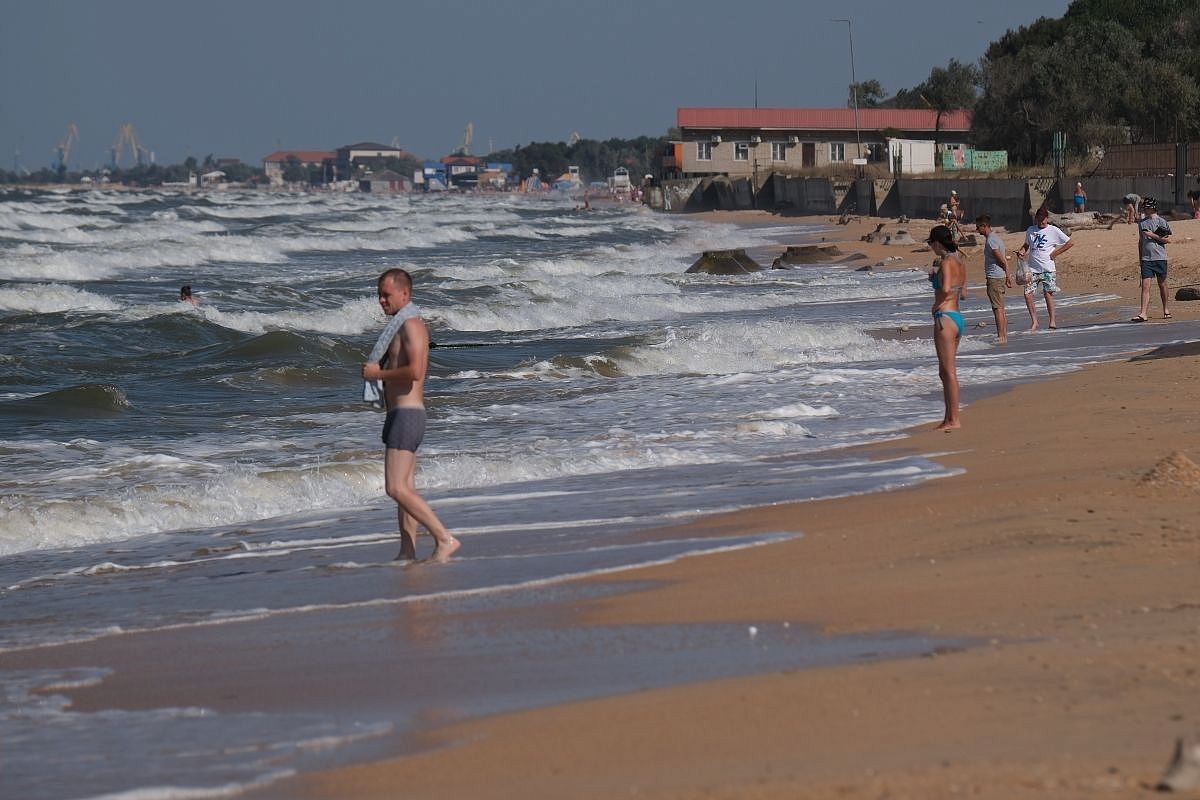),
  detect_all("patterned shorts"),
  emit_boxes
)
[1023,270,1059,296]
